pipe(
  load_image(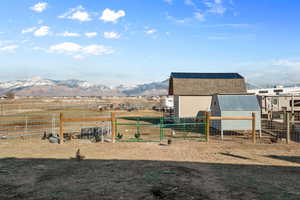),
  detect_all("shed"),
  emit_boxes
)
[211,94,261,136]
[169,72,247,118]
